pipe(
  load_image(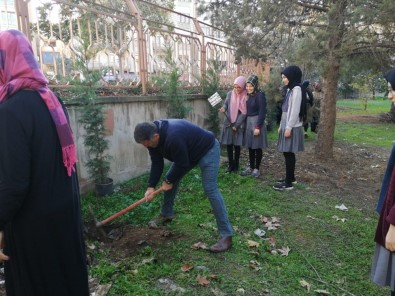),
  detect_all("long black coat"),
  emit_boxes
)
[0,90,89,295]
